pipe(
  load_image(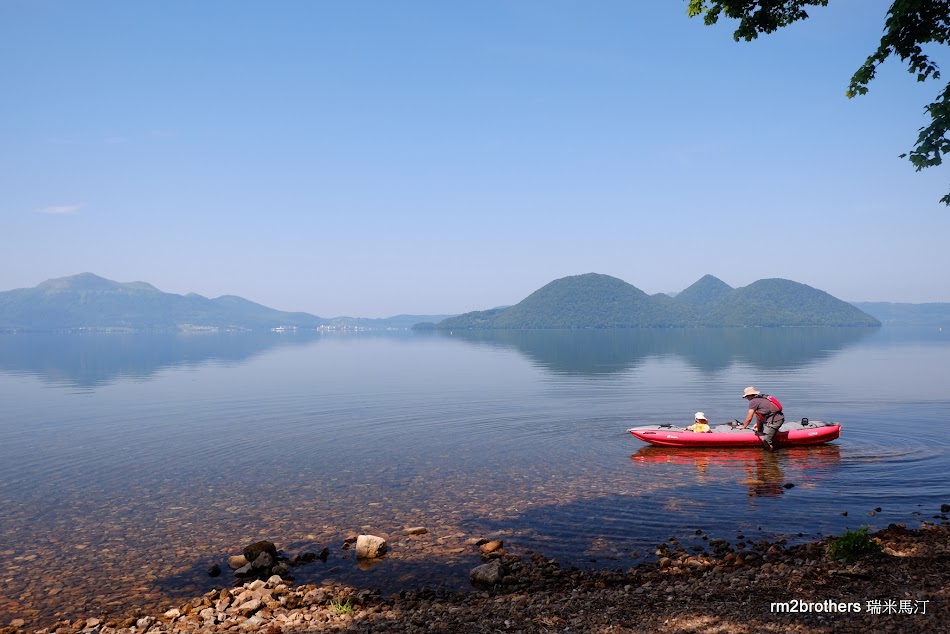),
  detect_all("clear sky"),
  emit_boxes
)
[4,0,949,317]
